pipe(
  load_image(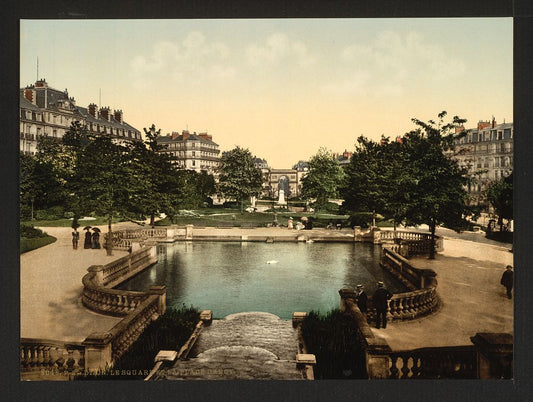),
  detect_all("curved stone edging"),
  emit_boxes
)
[81,246,159,316]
